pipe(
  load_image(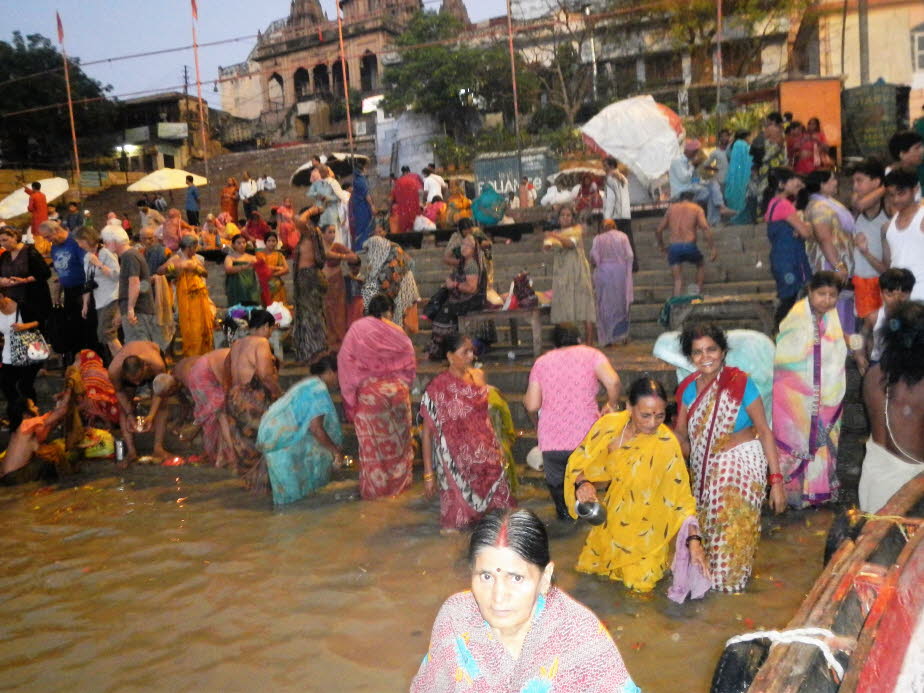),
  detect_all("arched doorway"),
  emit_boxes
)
[294,67,310,99]
[360,51,378,92]
[331,59,349,95]
[267,72,285,111]
[313,64,330,94]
